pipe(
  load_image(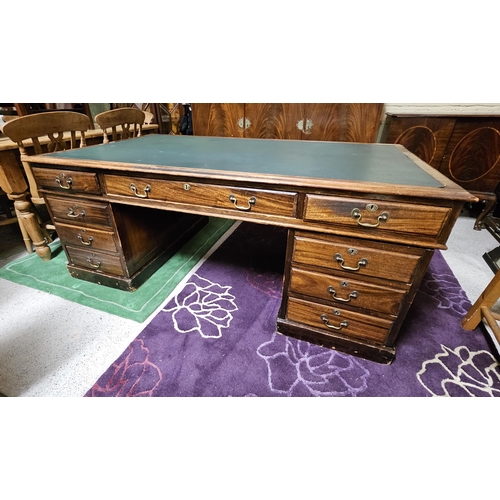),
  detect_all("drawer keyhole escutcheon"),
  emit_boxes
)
[327,286,358,303]
[130,183,151,198]
[351,207,389,228]
[334,253,368,271]
[55,174,73,190]
[78,233,94,246]
[67,207,86,218]
[183,183,191,191]
[229,194,257,211]
[320,314,349,330]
